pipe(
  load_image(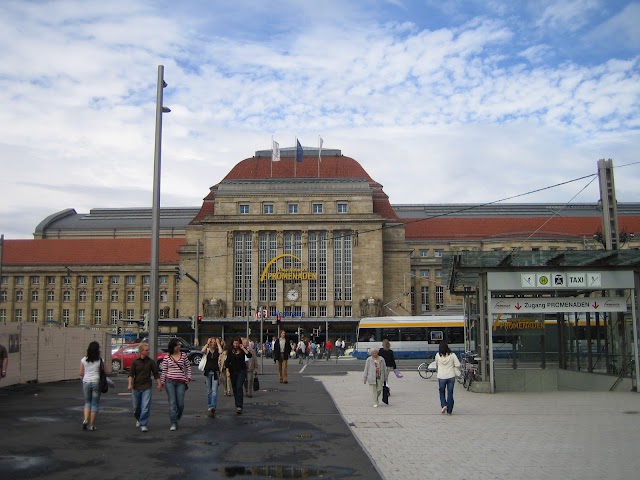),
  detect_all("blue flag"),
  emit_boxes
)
[296,140,303,163]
